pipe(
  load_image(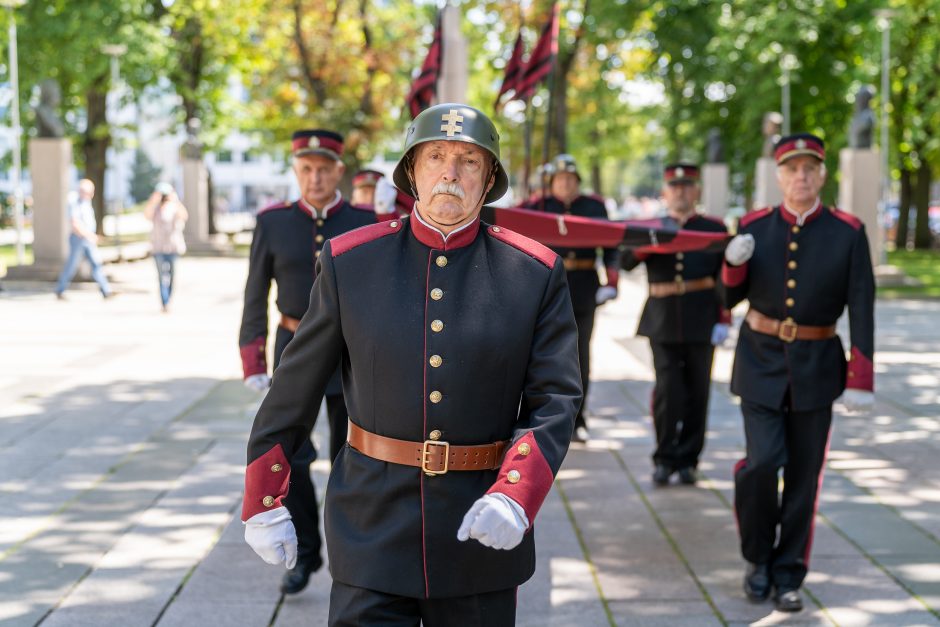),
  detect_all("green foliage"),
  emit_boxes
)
[129,148,163,203]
